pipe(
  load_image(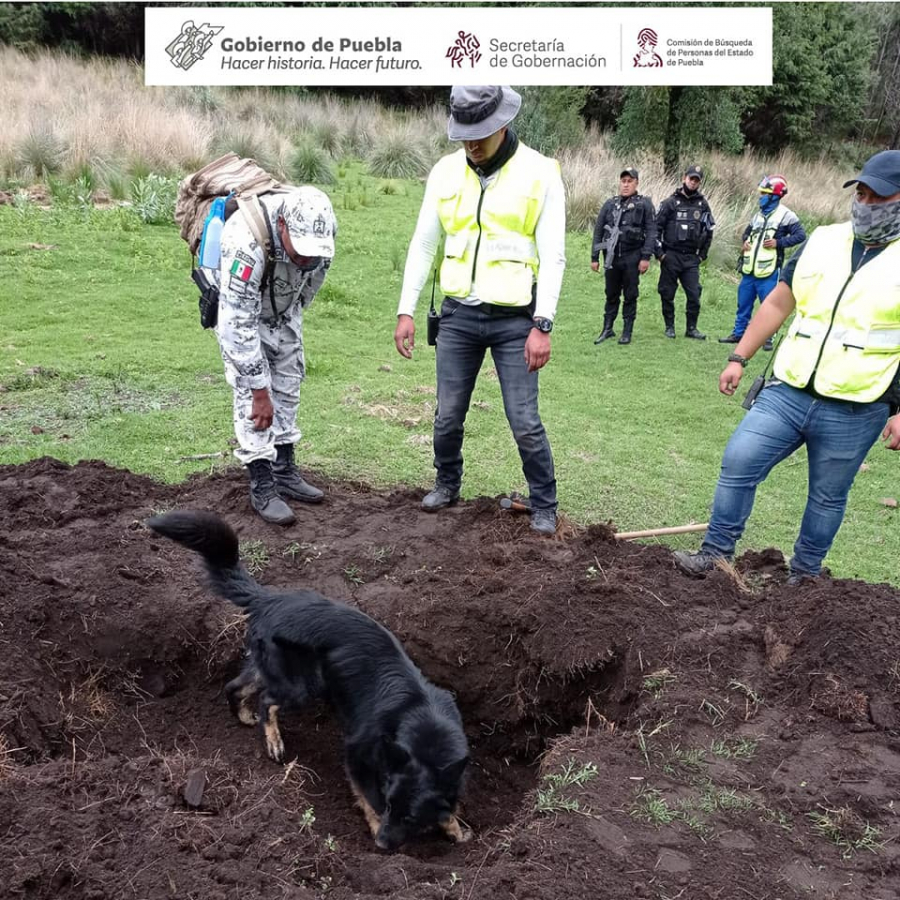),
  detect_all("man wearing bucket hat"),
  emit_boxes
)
[591,166,657,345]
[655,164,716,339]
[215,186,337,525]
[674,150,900,584]
[394,85,566,535]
